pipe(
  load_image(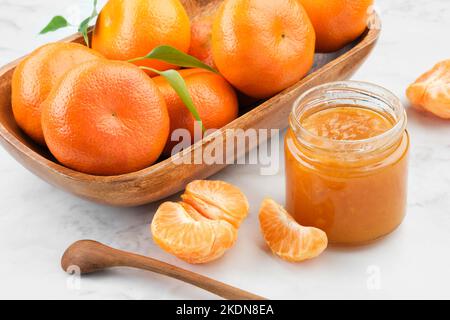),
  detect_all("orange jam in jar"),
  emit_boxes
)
[285,82,409,245]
